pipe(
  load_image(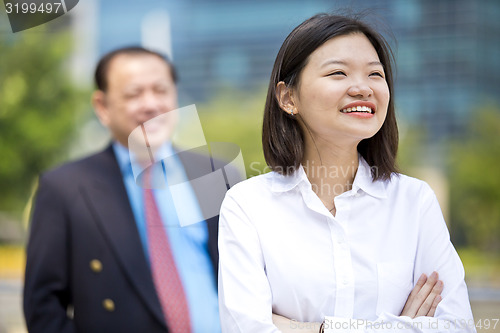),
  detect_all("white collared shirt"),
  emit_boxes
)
[218,157,475,332]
